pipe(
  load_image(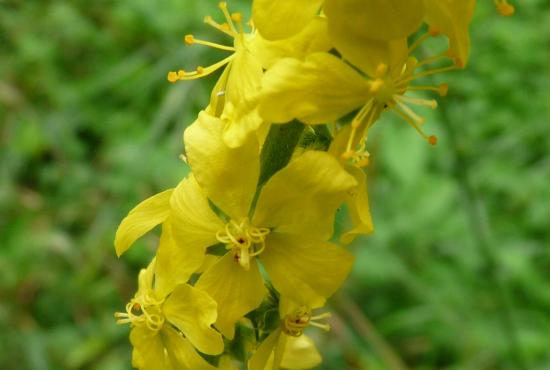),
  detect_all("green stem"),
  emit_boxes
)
[257,121,305,188]
[437,99,528,370]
